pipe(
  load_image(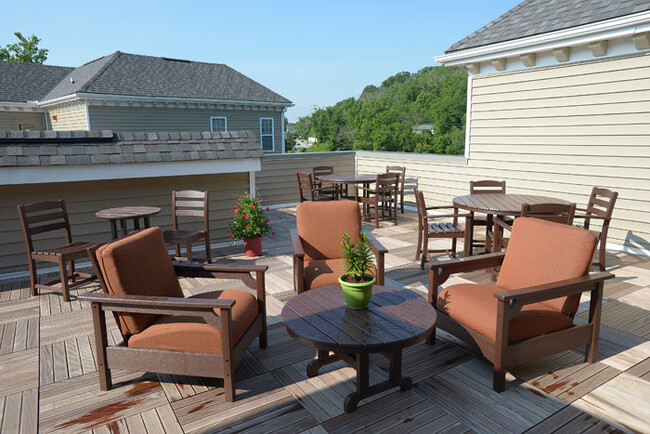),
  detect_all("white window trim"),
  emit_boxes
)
[260,117,274,152]
[210,116,228,132]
